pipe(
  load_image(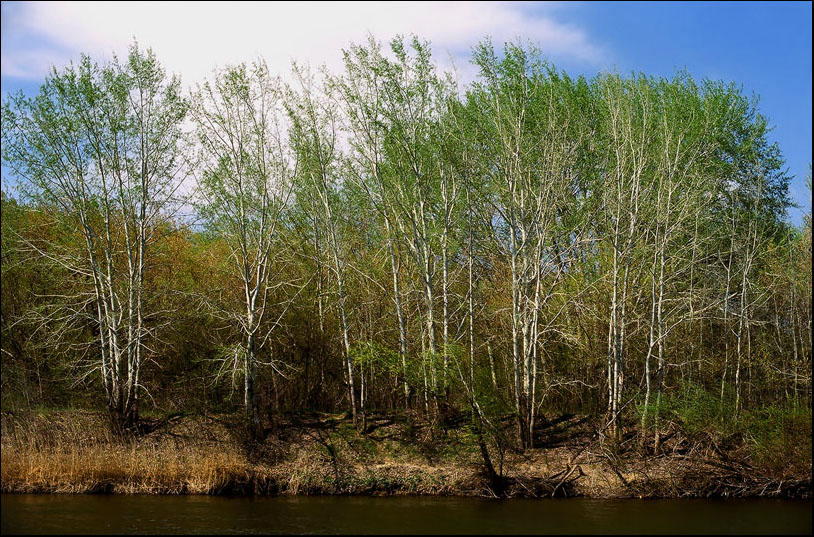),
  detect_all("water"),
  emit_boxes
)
[1,494,811,535]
